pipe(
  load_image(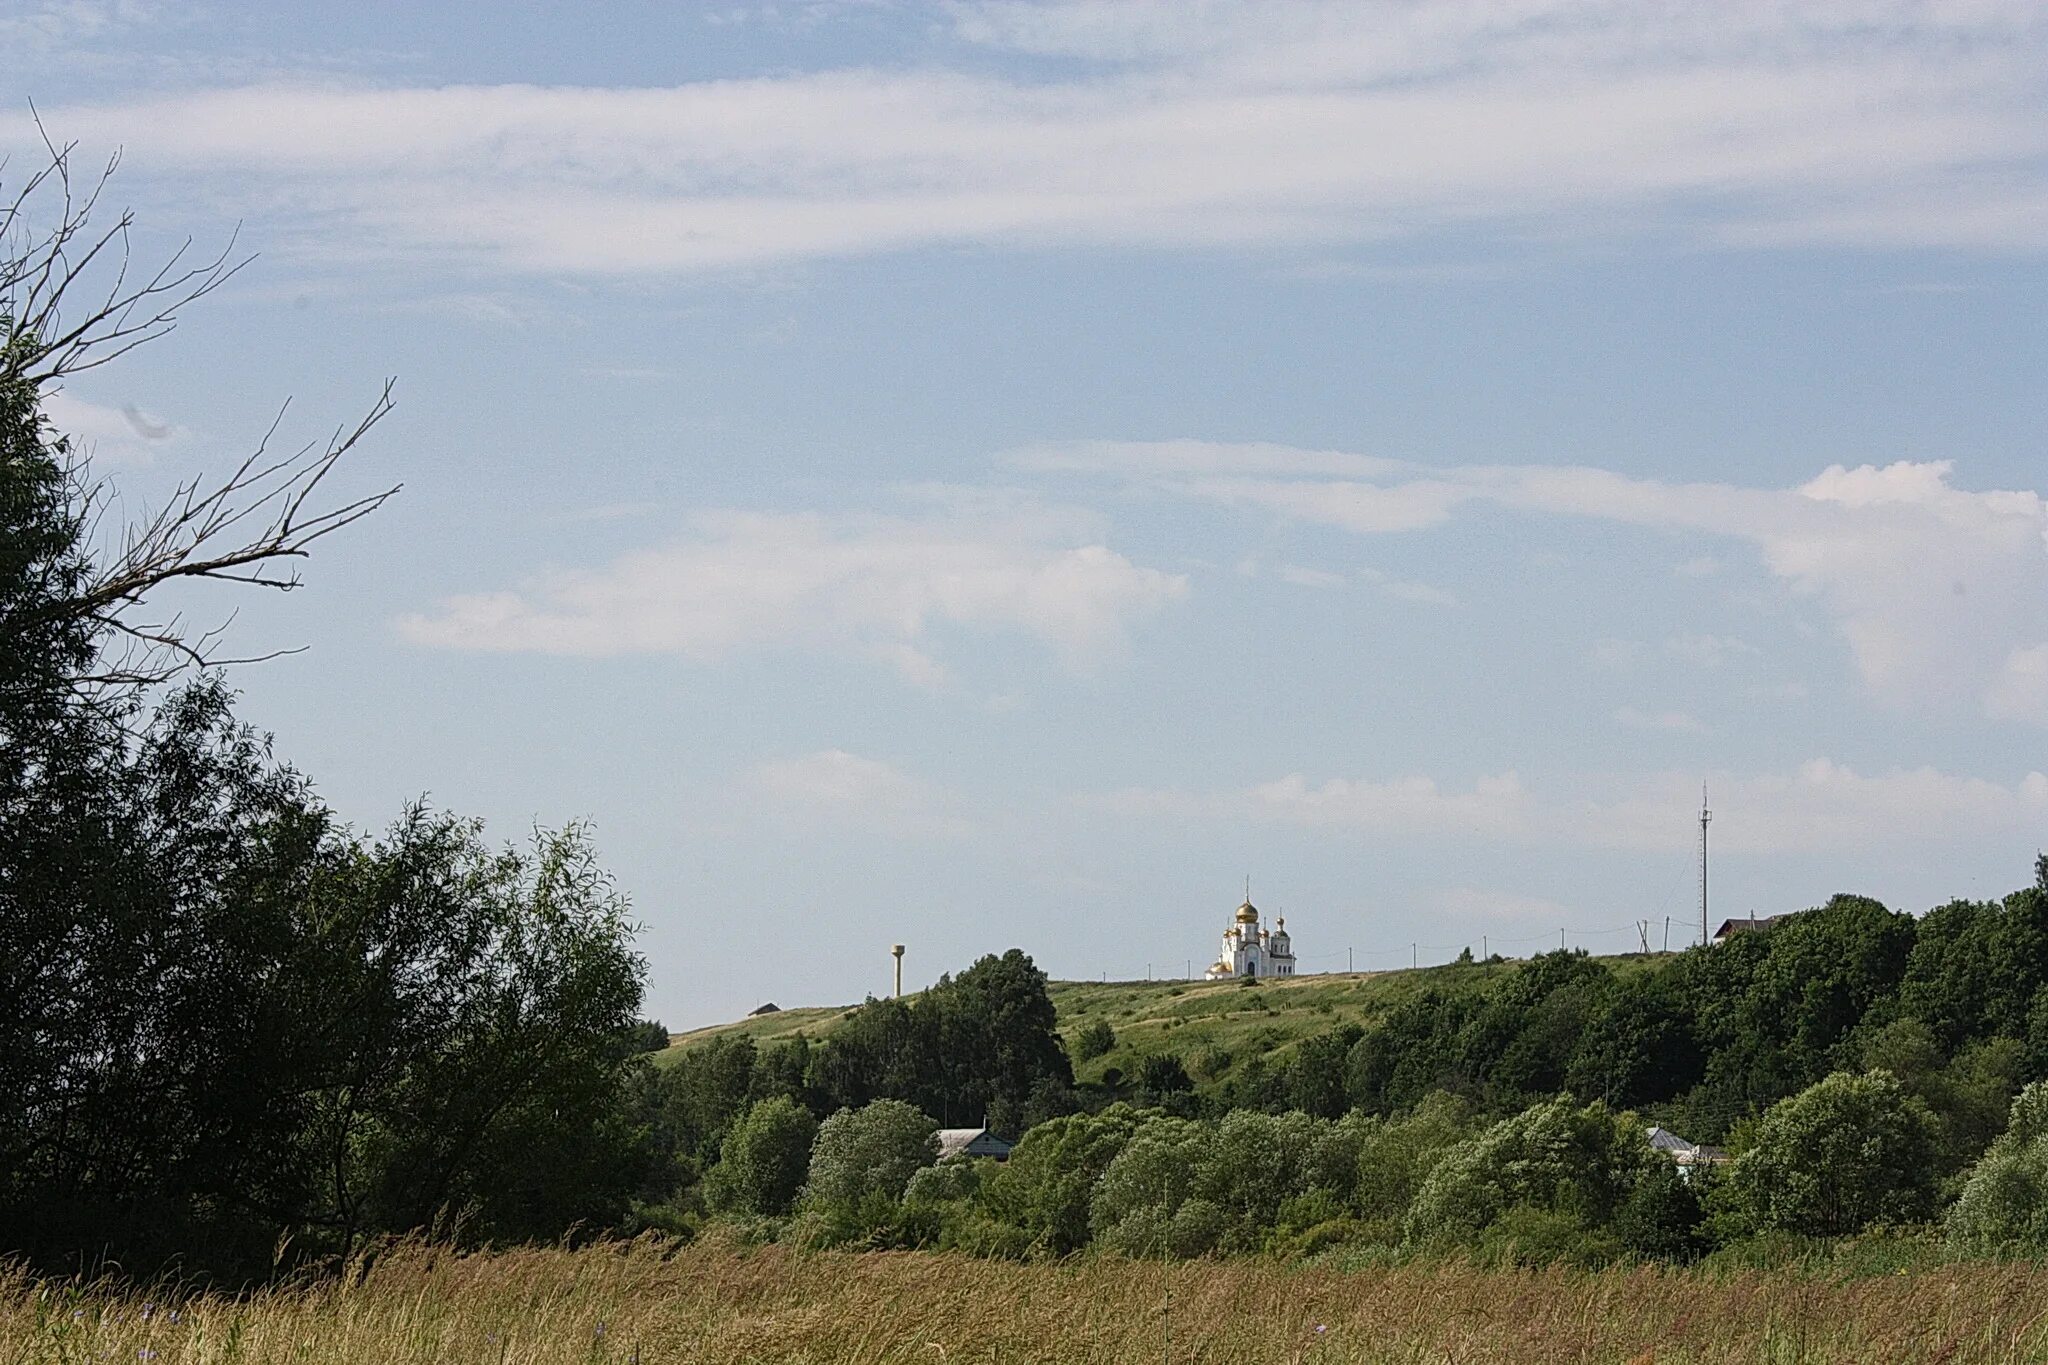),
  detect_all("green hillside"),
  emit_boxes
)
[660,953,1675,1084]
